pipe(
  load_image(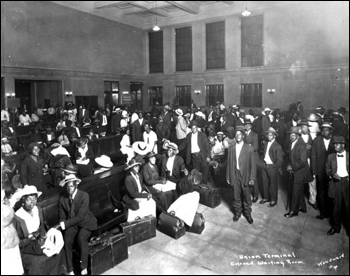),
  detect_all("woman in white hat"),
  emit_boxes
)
[94,155,113,174]
[12,185,66,275]
[122,159,156,221]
